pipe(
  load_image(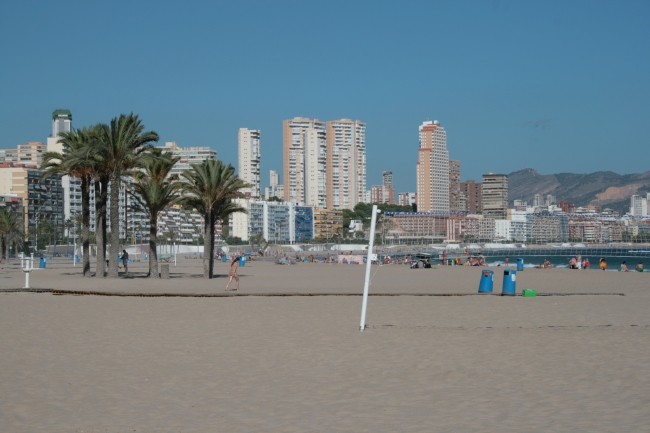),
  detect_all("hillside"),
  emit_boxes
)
[508,168,650,214]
